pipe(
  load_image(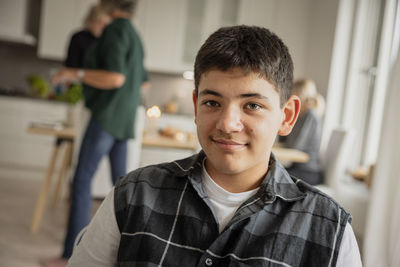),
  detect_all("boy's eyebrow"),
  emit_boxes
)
[239,93,270,101]
[199,90,271,102]
[199,89,222,97]
[240,93,273,105]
